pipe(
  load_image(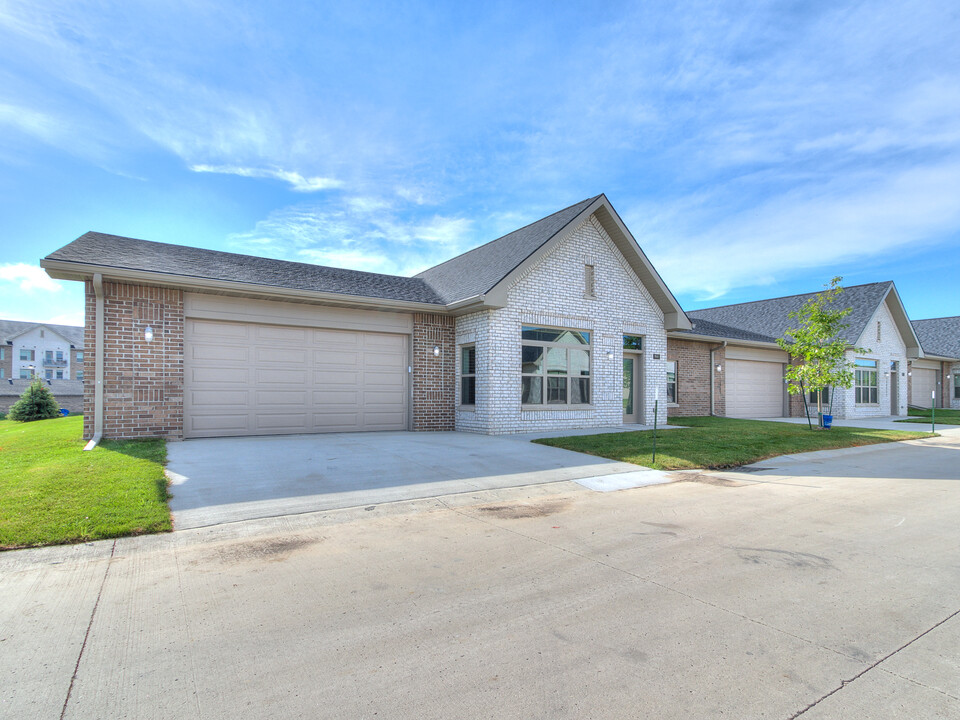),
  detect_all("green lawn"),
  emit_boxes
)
[0,415,171,549]
[534,416,934,471]
[895,407,960,426]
